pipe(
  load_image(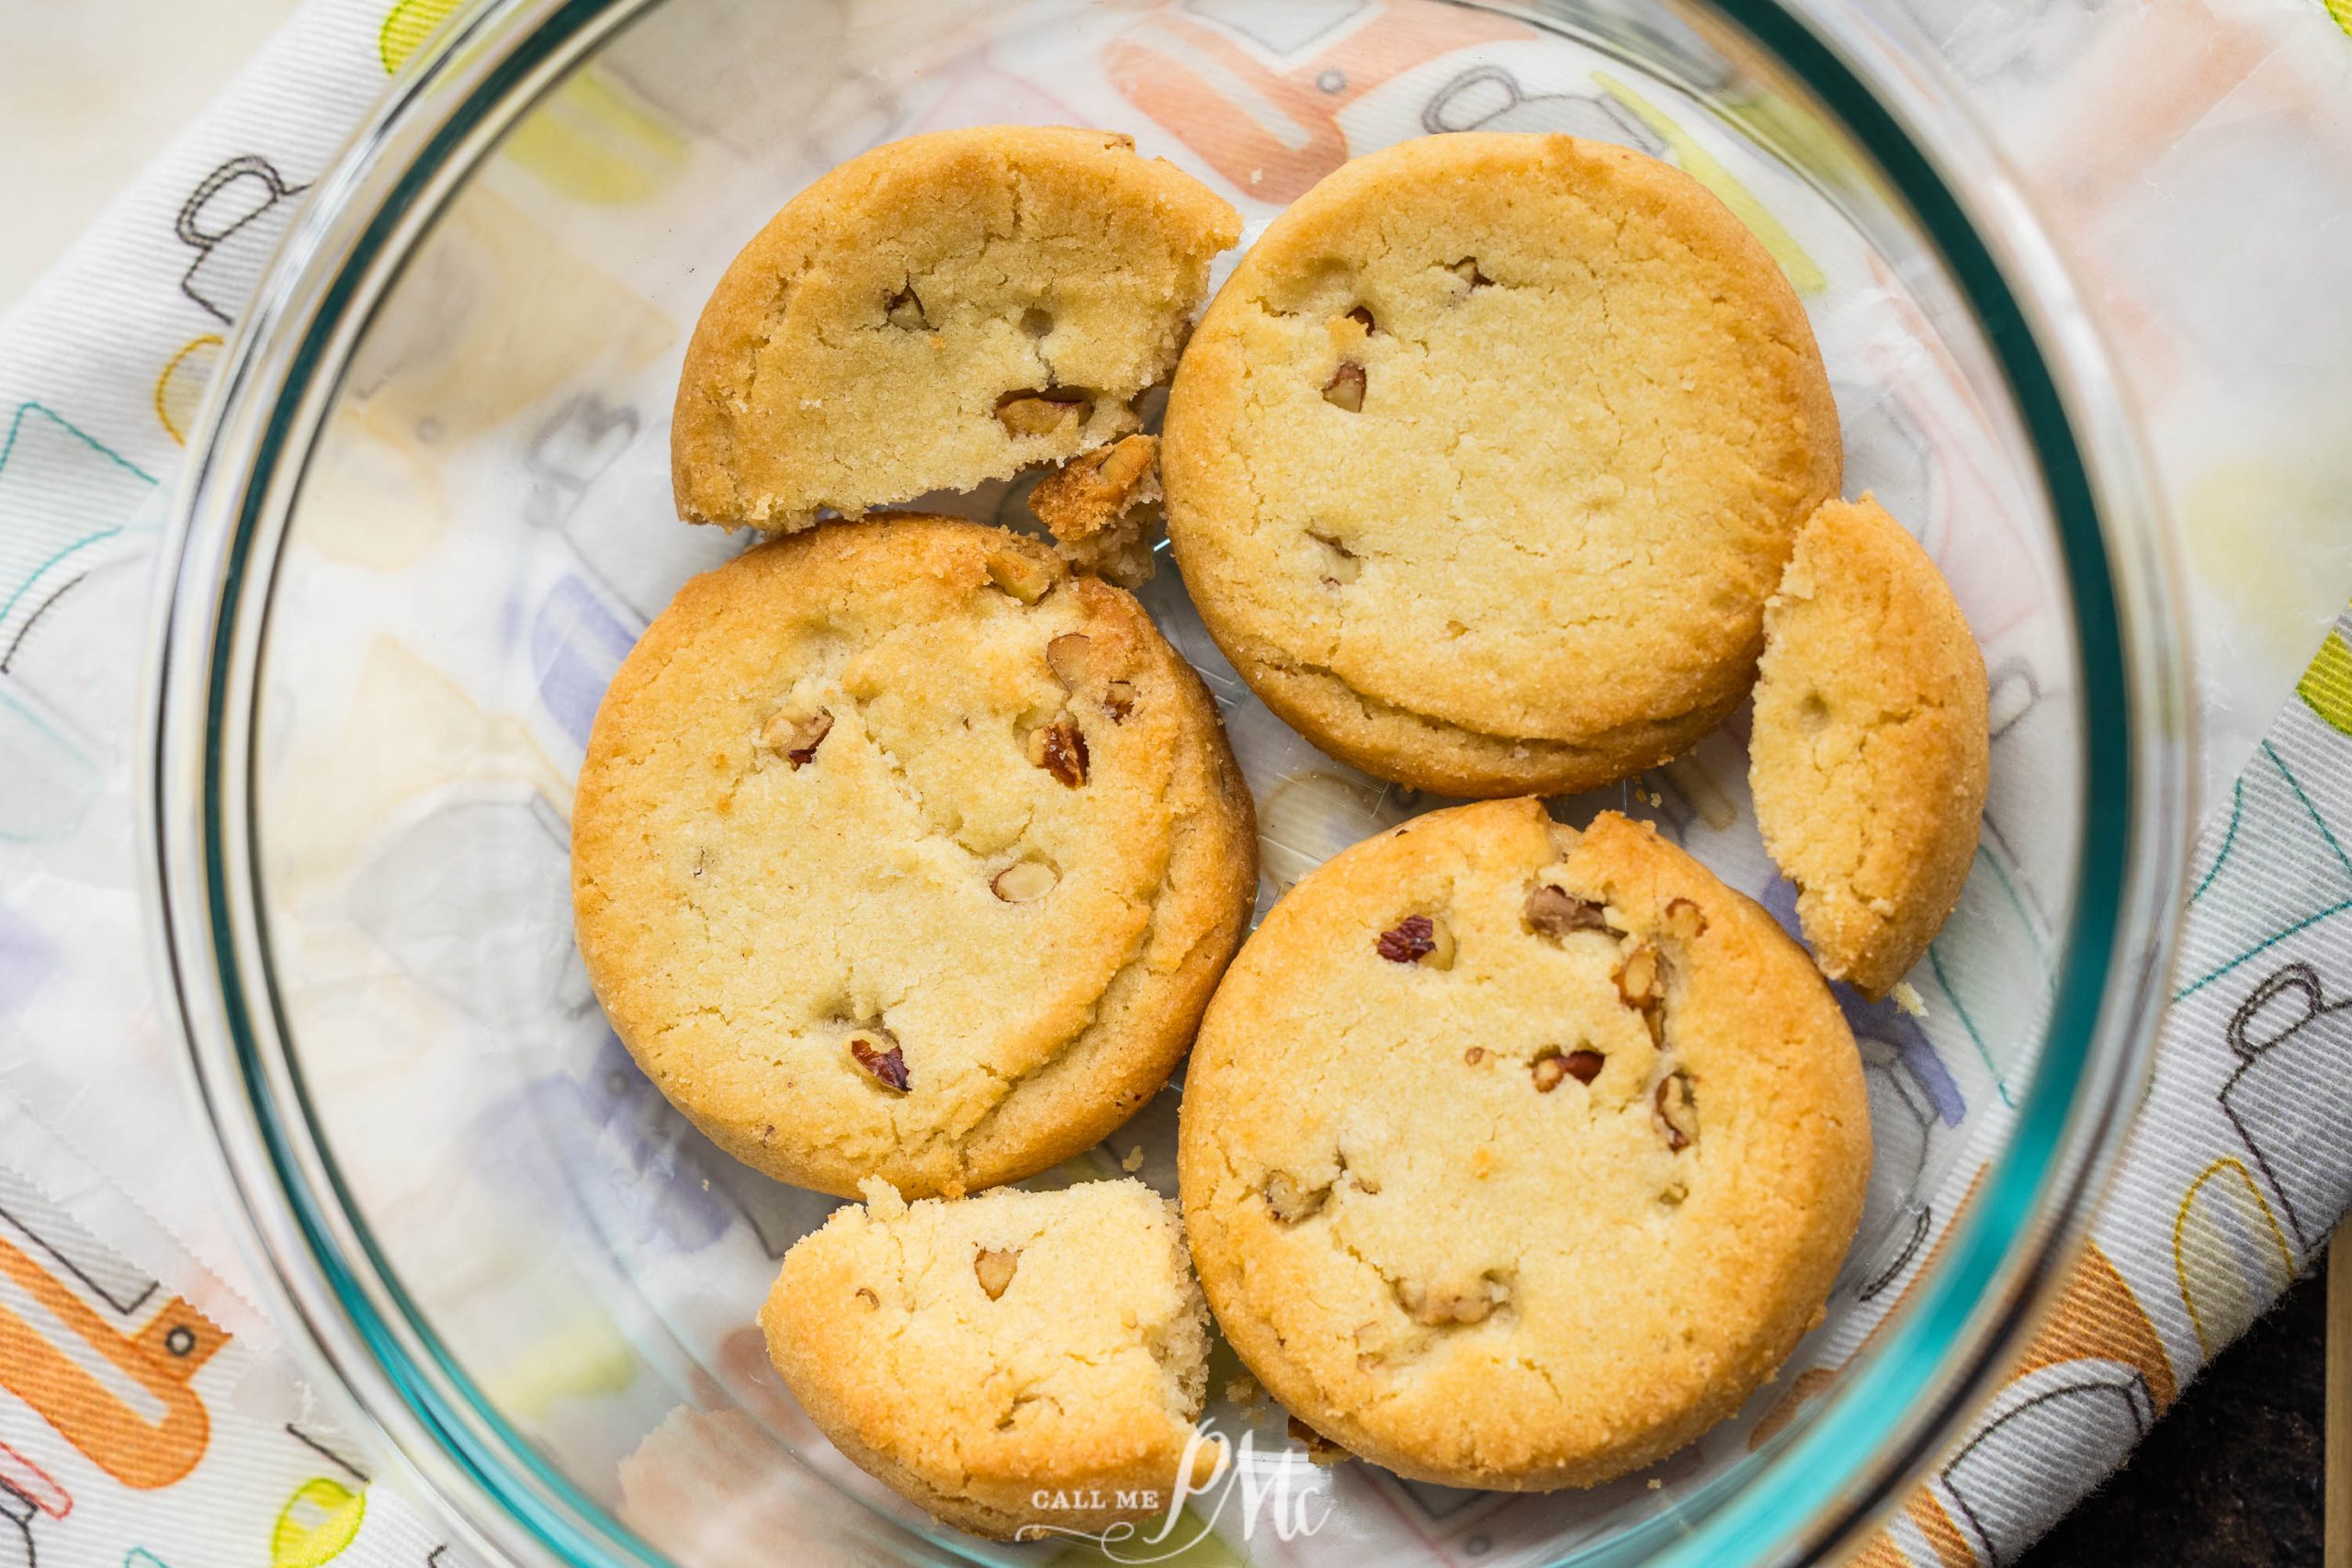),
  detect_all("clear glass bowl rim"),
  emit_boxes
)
[141,1,2196,1565]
